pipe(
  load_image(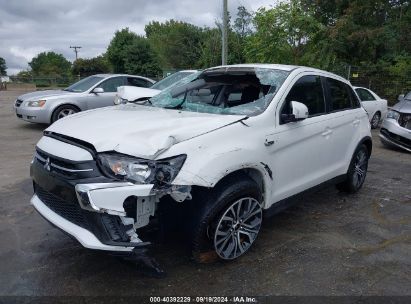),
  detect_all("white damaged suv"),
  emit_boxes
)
[30,64,372,263]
